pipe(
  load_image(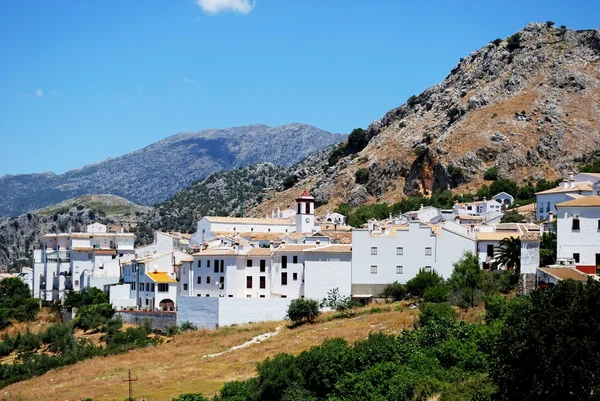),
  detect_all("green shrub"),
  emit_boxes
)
[282,175,298,190]
[406,268,444,299]
[484,294,508,323]
[484,166,499,181]
[492,38,502,46]
[407,95,420,107]
[74,303,114,332]
[419,302,457,326]
[355,168,370,184]
[506,33,521,52]
[172,394,209,401]
[320,288,359,318]
[167,325,180,336]
[423,284,449,303]
[180,321,198,332]
[500,210,524,223]
[347,128,368,153]
[381,282,407,301]
[546,20,555,27]
[286,298,320,325]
